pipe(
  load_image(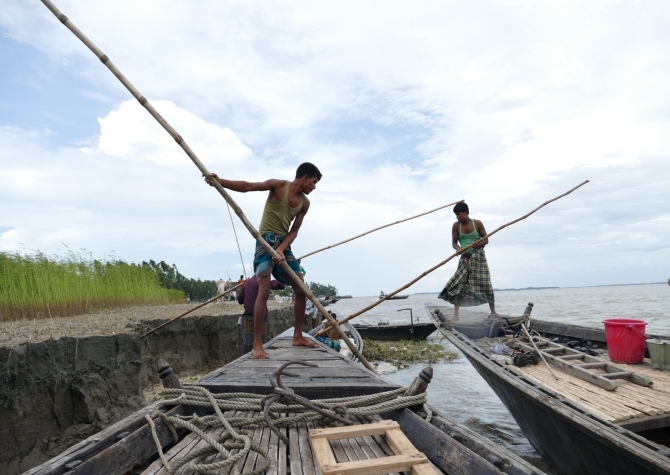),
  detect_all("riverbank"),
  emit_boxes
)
[0,300,289,347]
[0,302,294,474]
